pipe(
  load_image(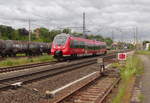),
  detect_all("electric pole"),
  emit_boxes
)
[135,26,138,45]
[28,18,31,41]
[135,26,138,50]
[112,30,114,41]
[83,12,86,37]
[133,28,135,45]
